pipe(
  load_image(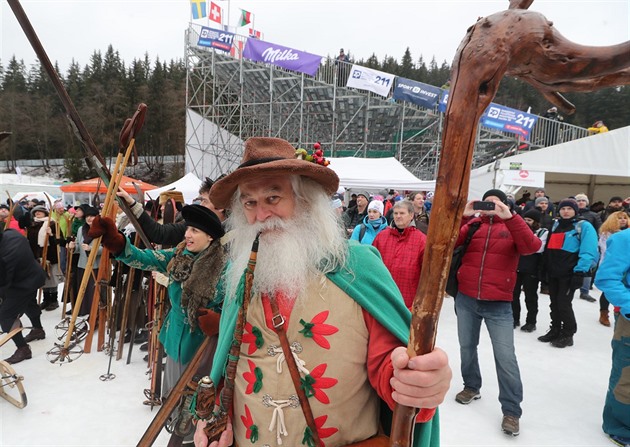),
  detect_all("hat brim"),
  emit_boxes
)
[210,159,339,209]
